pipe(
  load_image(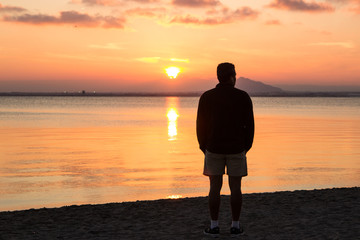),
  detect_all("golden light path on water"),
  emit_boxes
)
[165,97,182,199]
[166,97,179,141]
